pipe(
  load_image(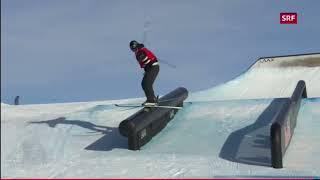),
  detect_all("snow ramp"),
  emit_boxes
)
[1,53,320,178]
[190,53,320,101]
